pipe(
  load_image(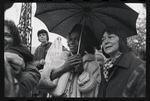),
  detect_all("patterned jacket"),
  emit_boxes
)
[122,63,146,97]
